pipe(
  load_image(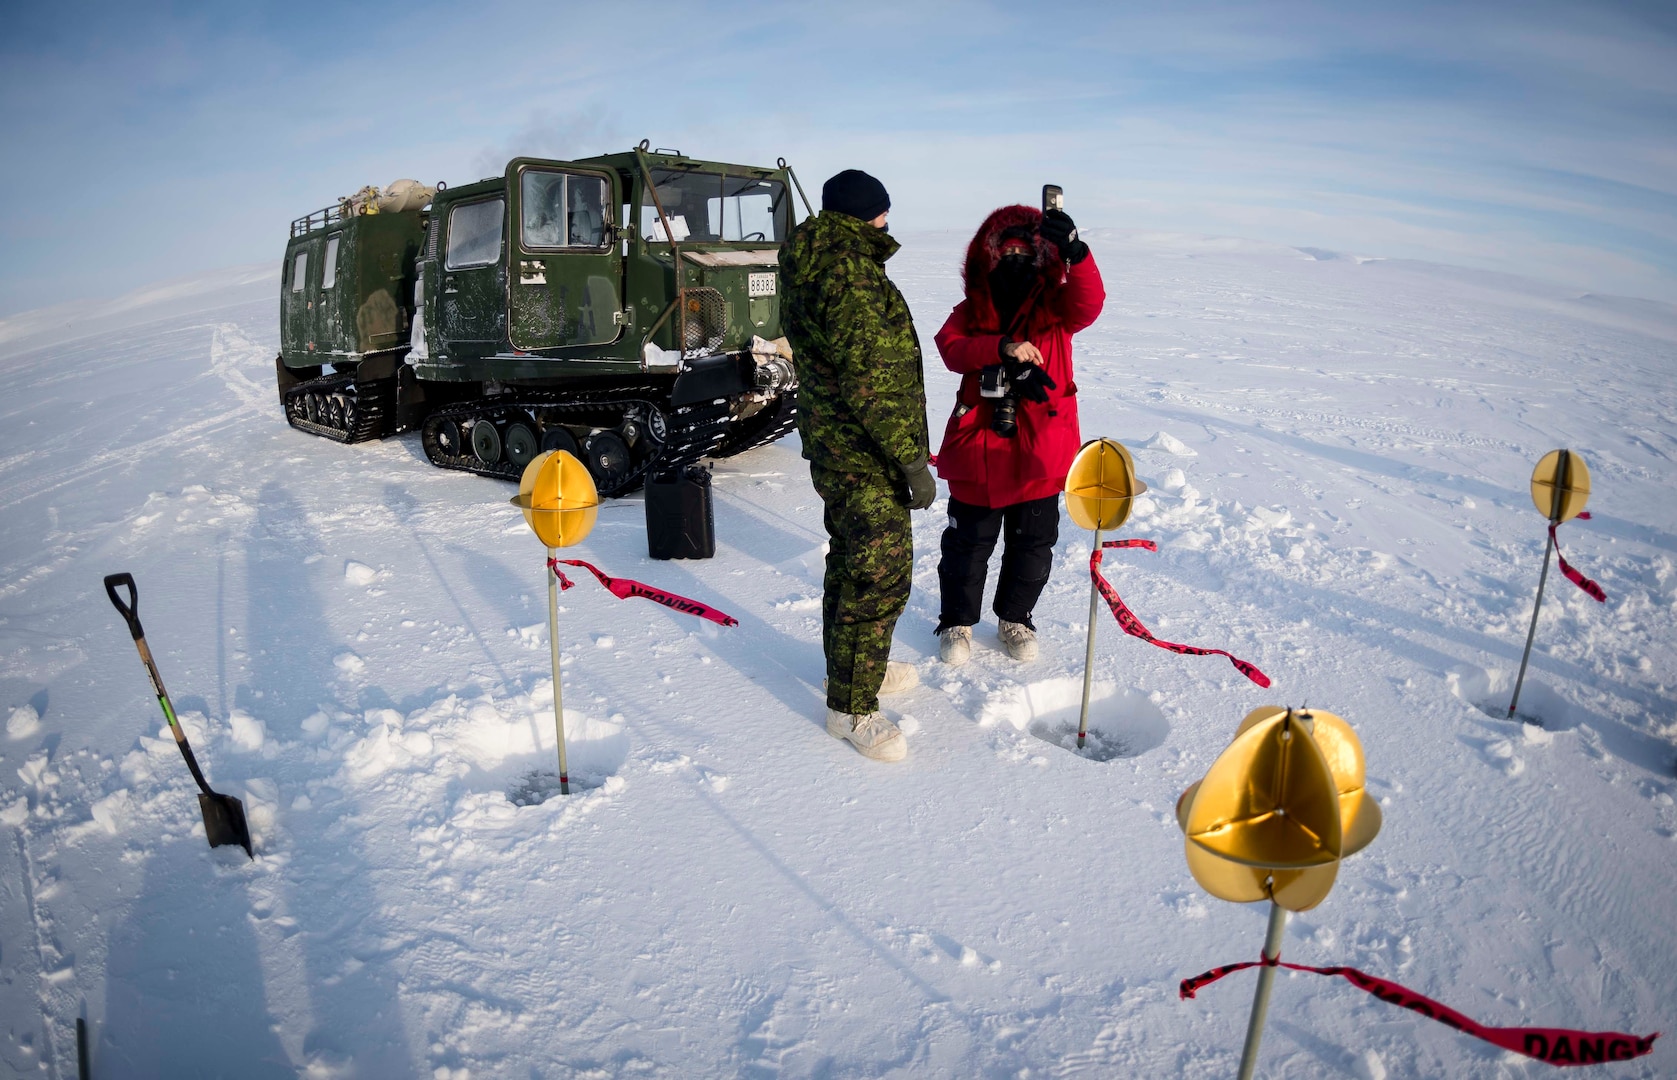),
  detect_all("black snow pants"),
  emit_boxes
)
[936,494,1060,633]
